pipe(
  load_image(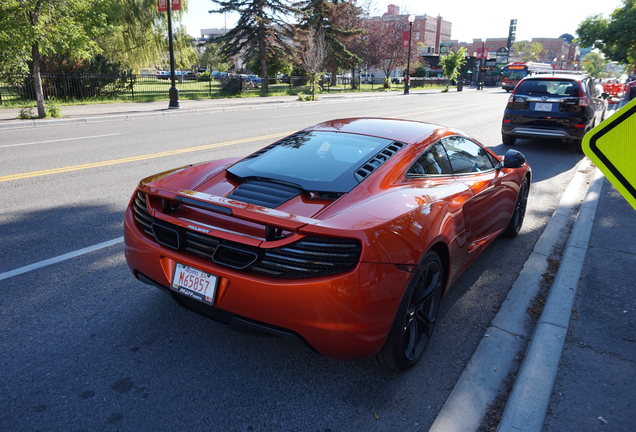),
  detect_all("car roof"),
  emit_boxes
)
[302,118,444,145]
[523,73,589,82]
